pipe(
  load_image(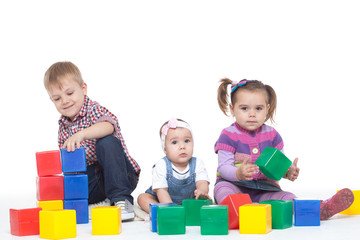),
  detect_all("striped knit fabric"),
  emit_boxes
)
[214,122,283,184]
